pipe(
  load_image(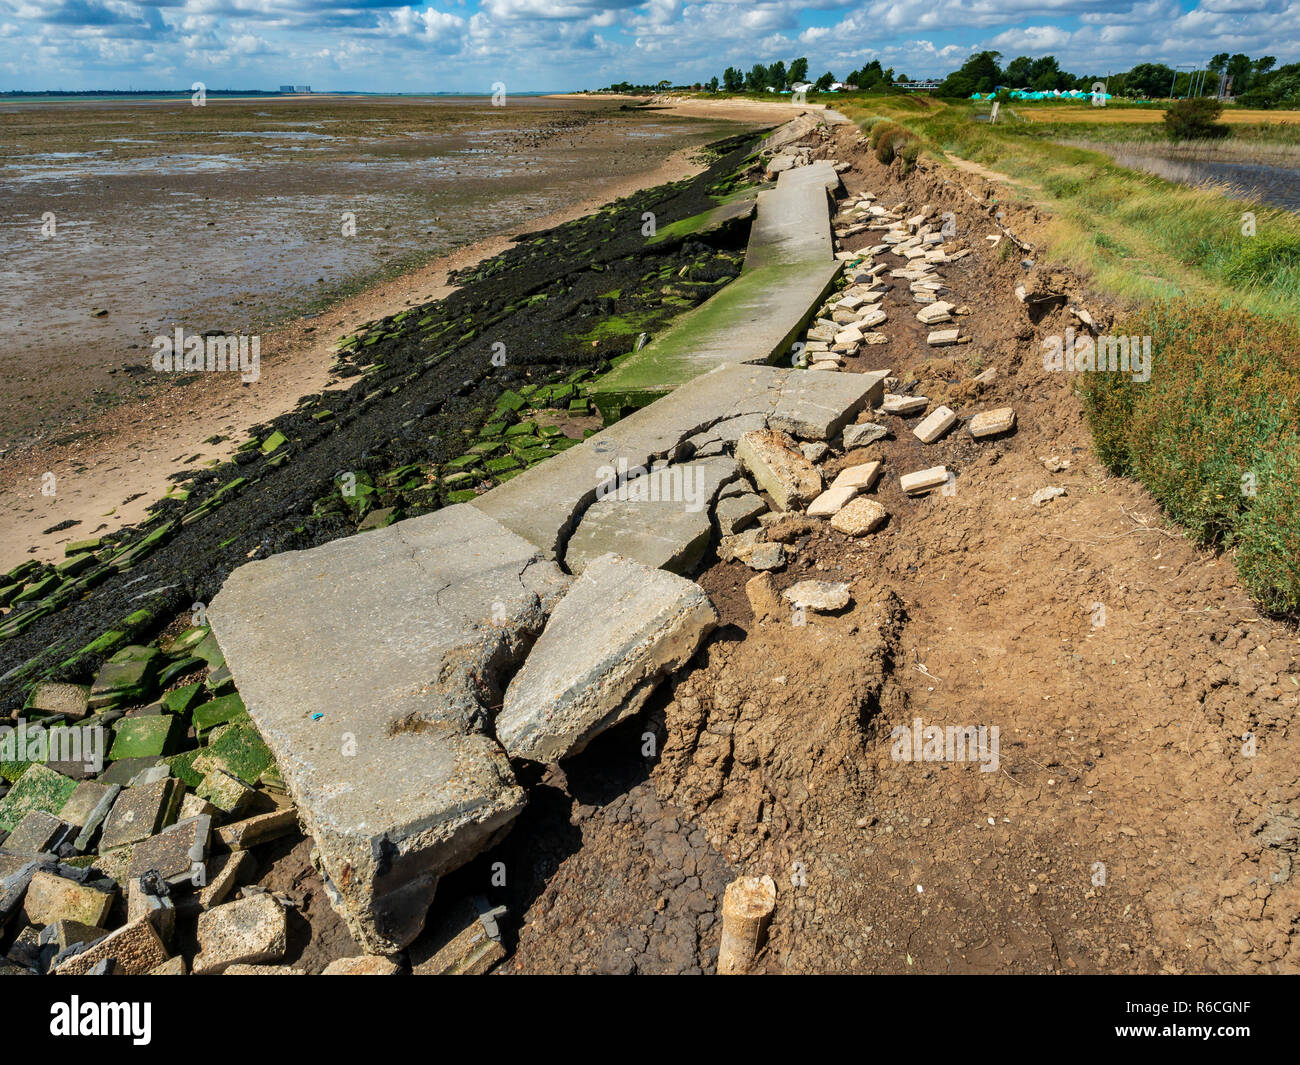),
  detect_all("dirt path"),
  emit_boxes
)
[499,127,1300,974]
[0,144,717,573]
